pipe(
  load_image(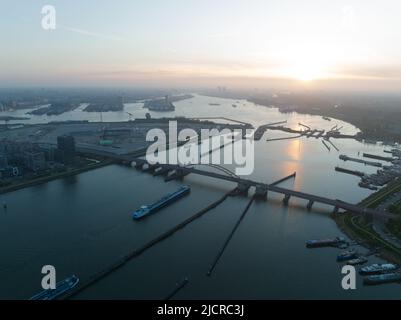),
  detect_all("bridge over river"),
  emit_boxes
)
[119,157,394,221]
